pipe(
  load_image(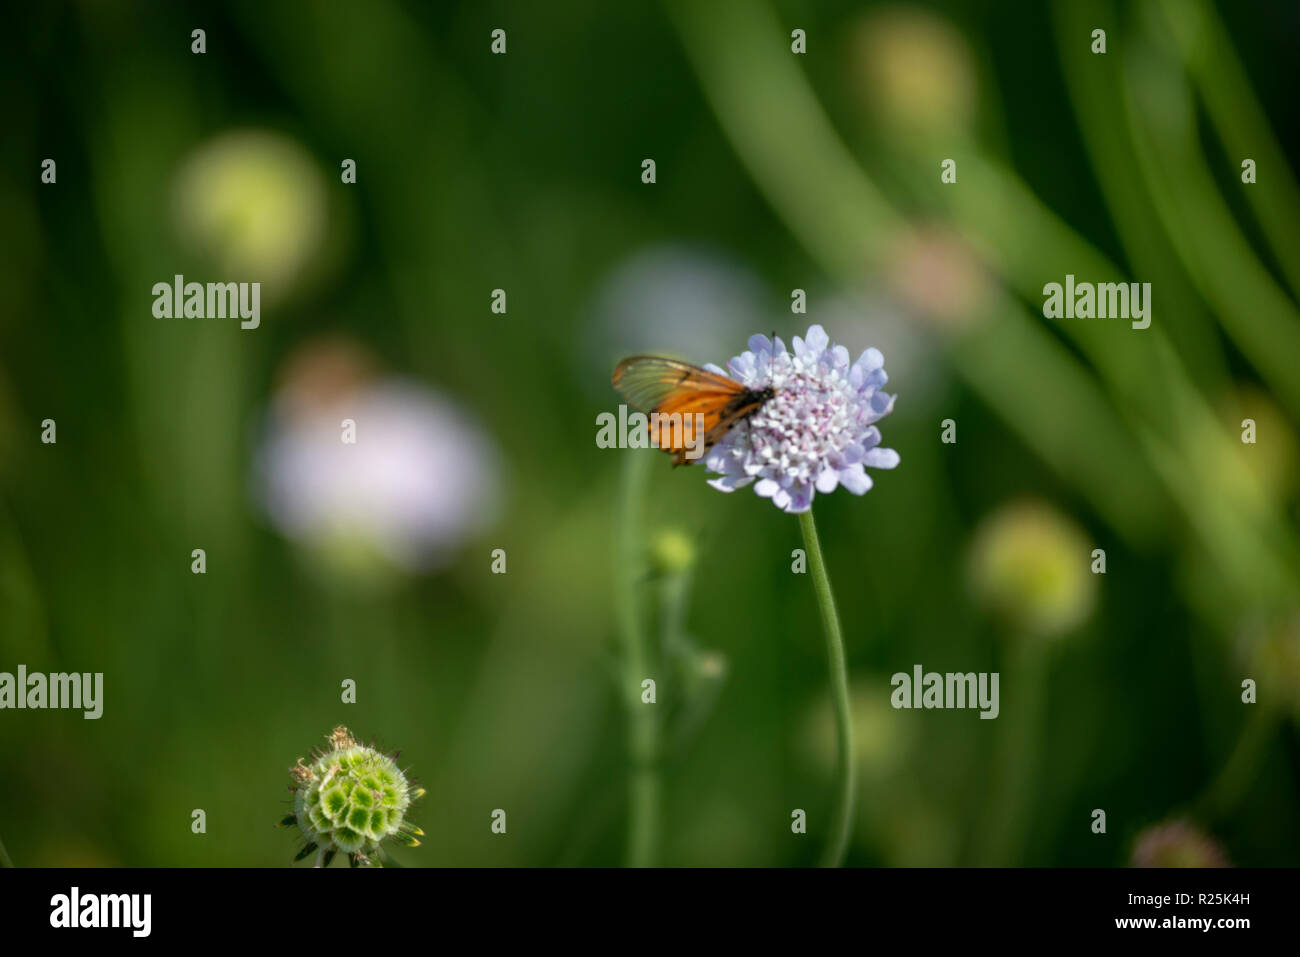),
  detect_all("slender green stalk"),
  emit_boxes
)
[798,509,854,867]
[659,560,728,761]
[1197,707,1277,821]
[0,832,13,868]
[981,638,1046,865]
[1158,0,1300,299]
[615,451,658,866]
